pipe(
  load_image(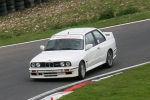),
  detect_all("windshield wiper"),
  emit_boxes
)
[45,48,55,51]
[61,48,78,50]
